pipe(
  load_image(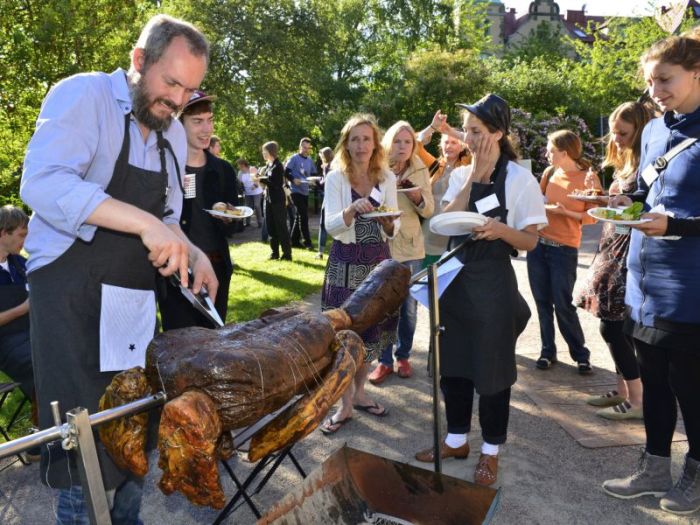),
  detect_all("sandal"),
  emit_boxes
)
[320,415,352,435]
[352,402,389,417]
[586,390,626,407]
